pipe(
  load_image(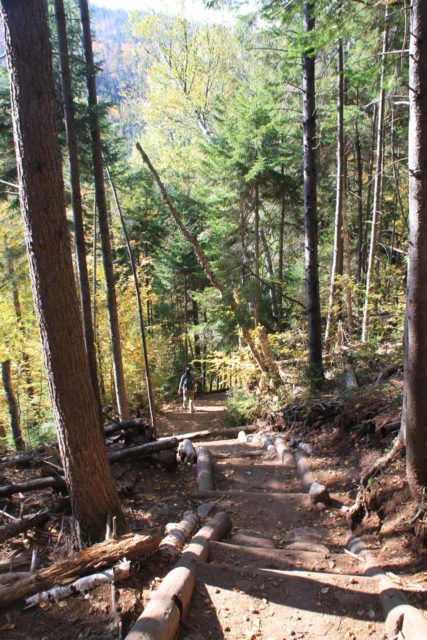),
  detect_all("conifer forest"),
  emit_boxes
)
[0,1,427,638]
